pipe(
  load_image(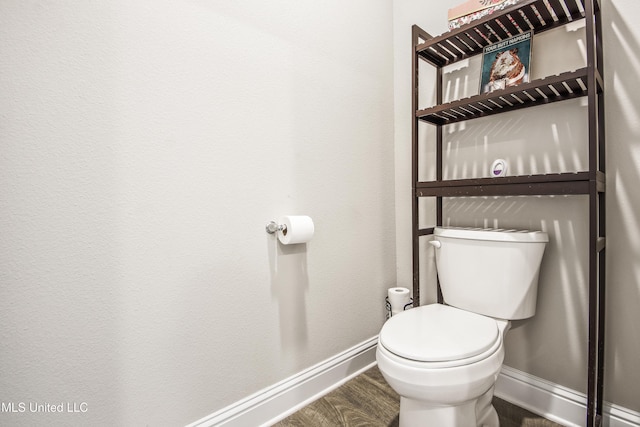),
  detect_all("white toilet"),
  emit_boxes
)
[377,227,548,427]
